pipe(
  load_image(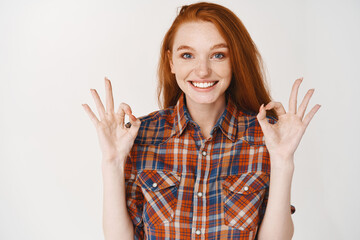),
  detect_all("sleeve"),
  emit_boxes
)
[124,154,144,240]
